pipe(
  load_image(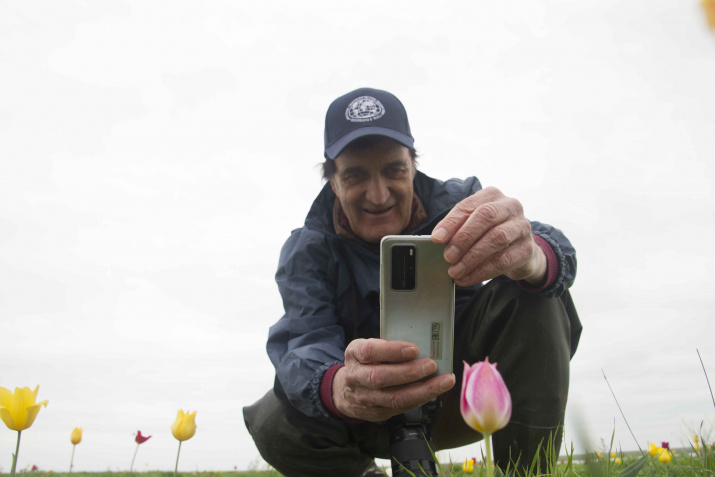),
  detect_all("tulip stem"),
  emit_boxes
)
[69,444,76,473]
[130,443,139,475]
[484,432,494,477]
[174,441,182,477]
[11,431,21,477]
